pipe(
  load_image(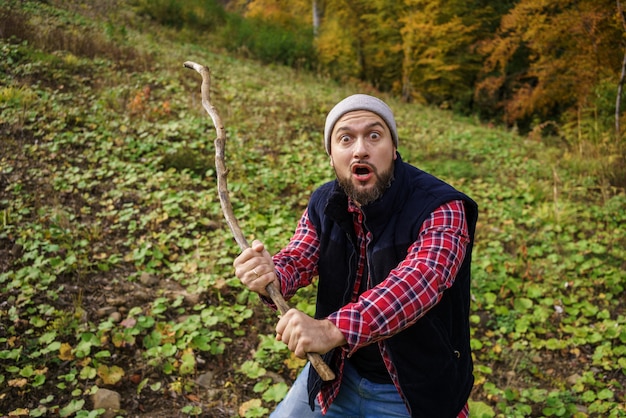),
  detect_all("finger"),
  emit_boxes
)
[234,256,254,281]
[251,240,276,265]
[243,265,263,286]
[251,239,265,253]
[288,336,298,354]
[280,326,293,348]
[294,343,307,359]
[246,270,276,297]
[260,270,280,293]
[238,256,261,279]
[252,265,262,278]
[260,246,272,259]
[288,331,308,359]
[246,268,258,283]
[275,308,297,335]
[233,247,259,270]
[275,311,288,336]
